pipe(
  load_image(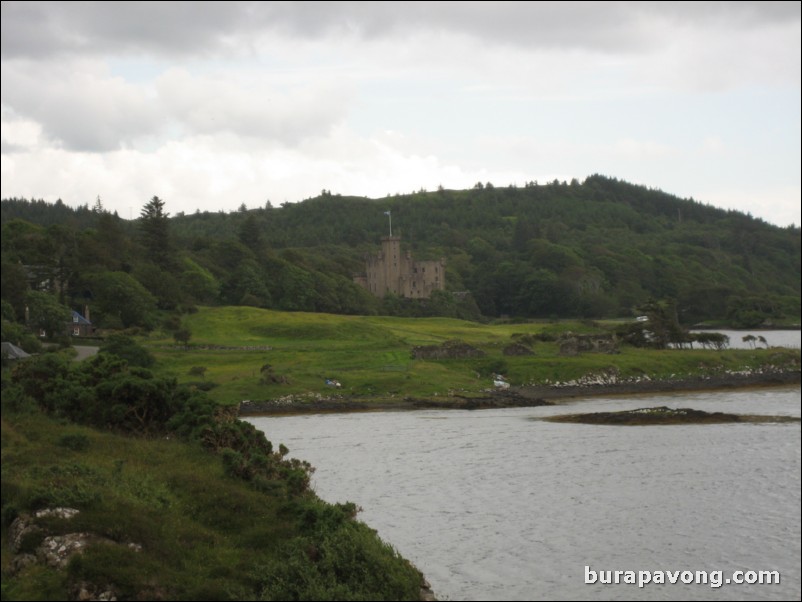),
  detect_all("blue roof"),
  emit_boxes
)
[70,310,92,325]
